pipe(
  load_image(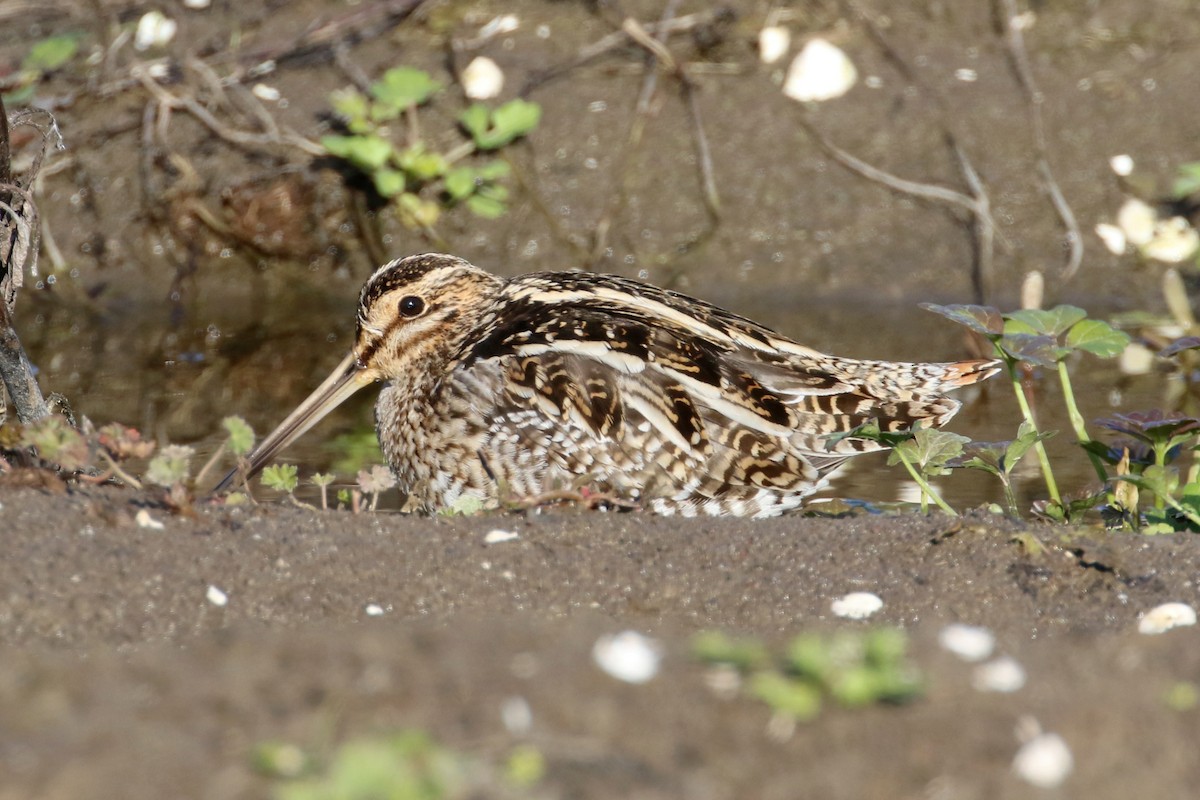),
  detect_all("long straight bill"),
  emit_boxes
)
[212,352,375,493]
